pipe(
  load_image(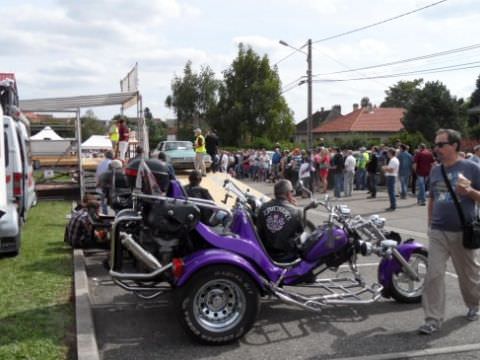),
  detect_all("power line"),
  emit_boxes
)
[311,45,388,88]
[311,62,480,82]
[312,0,448,45]
[313,43,480,77]
[275,1,447,72]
